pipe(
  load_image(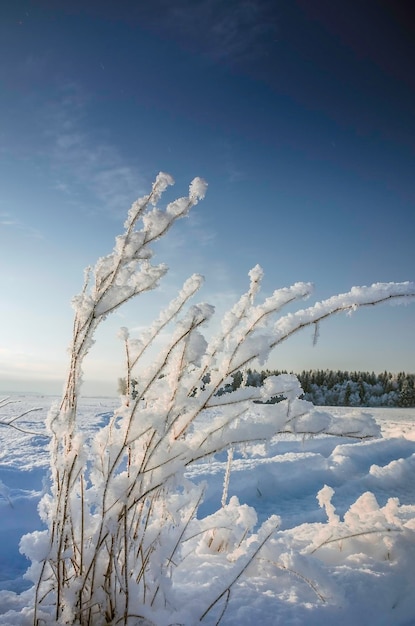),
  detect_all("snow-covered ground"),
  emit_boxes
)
[0,395,414,625]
